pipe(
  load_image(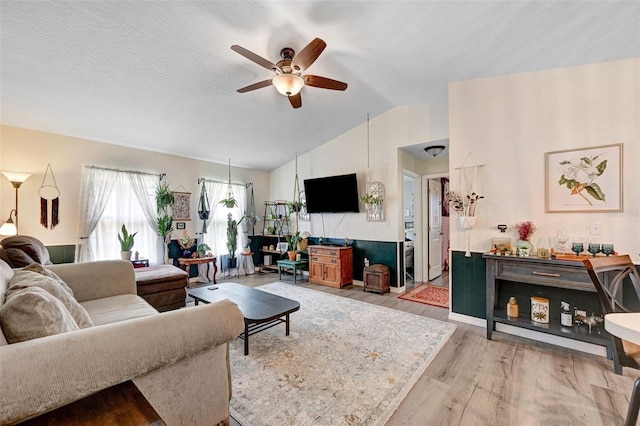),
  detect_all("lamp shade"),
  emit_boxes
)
[1,171,31,183]
[424,145,446,157]
[0,211,17,236]
[272,74,304,96]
